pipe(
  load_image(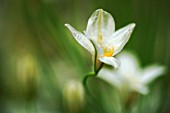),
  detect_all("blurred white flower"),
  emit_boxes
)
[98,51,166,94]
[65,9,136,69]
[63,80,84,113]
